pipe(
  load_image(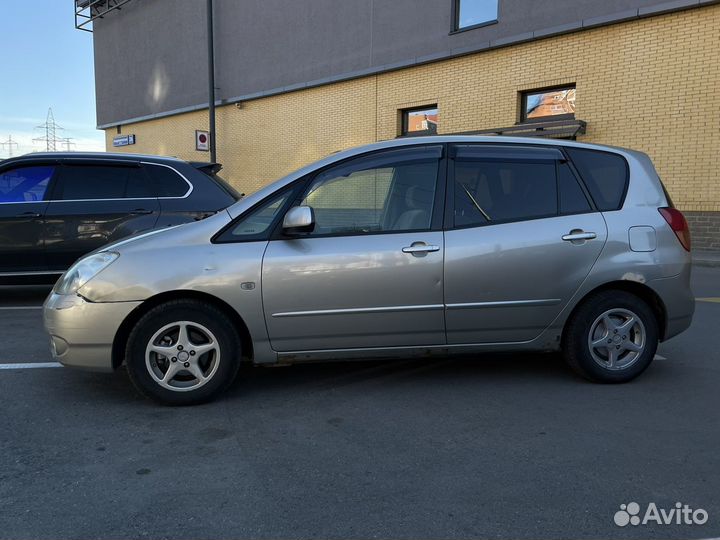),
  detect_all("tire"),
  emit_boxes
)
[125,299,241,405]
[562,290,659,383]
